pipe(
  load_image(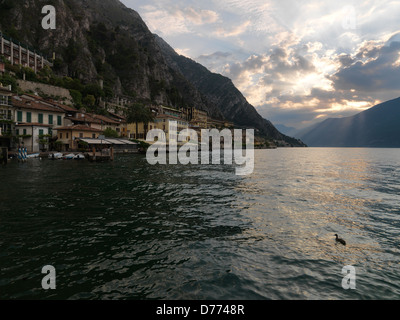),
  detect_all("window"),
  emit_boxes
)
[23,129,27,135]
[17,111,22,122]
[66,133,69,139]
[57,115,62,126]
[59,133,63,139]
[79,133,83,138]
[92,134,96,138]
[26,112,32,123]
[39,129,44,136]
[38,113,43,124]
[0,95,8,105]
[16,129,20,136]
[48,128,52,136]
[48,115,53,125]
